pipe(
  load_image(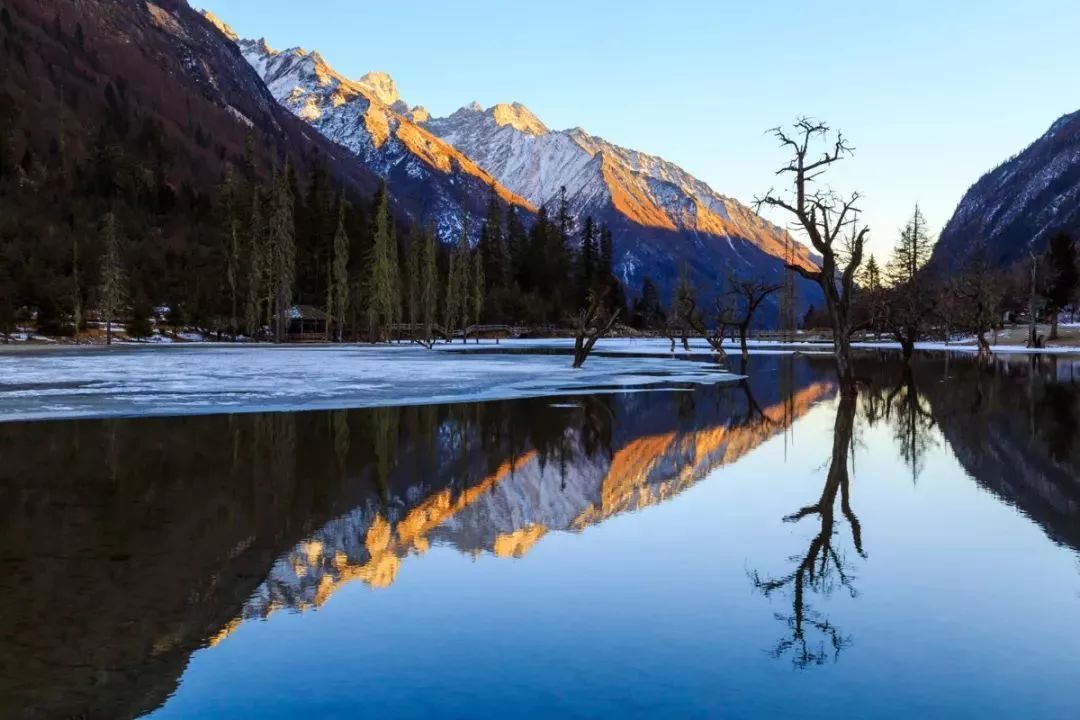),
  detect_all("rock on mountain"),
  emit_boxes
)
[425,103,822,317]
[935,109,1080,268]
[232,34,533,241]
